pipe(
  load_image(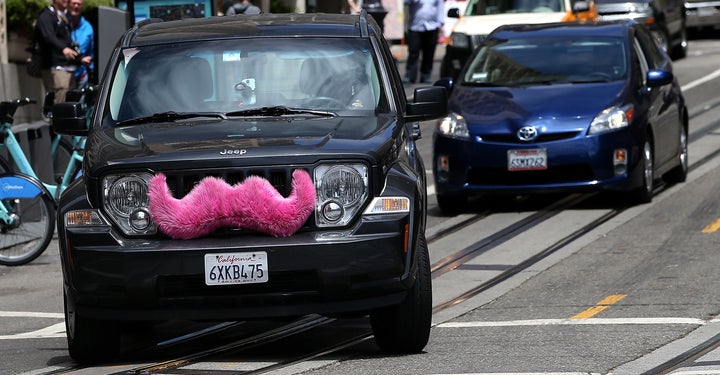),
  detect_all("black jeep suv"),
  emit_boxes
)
[52,12,447,364]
